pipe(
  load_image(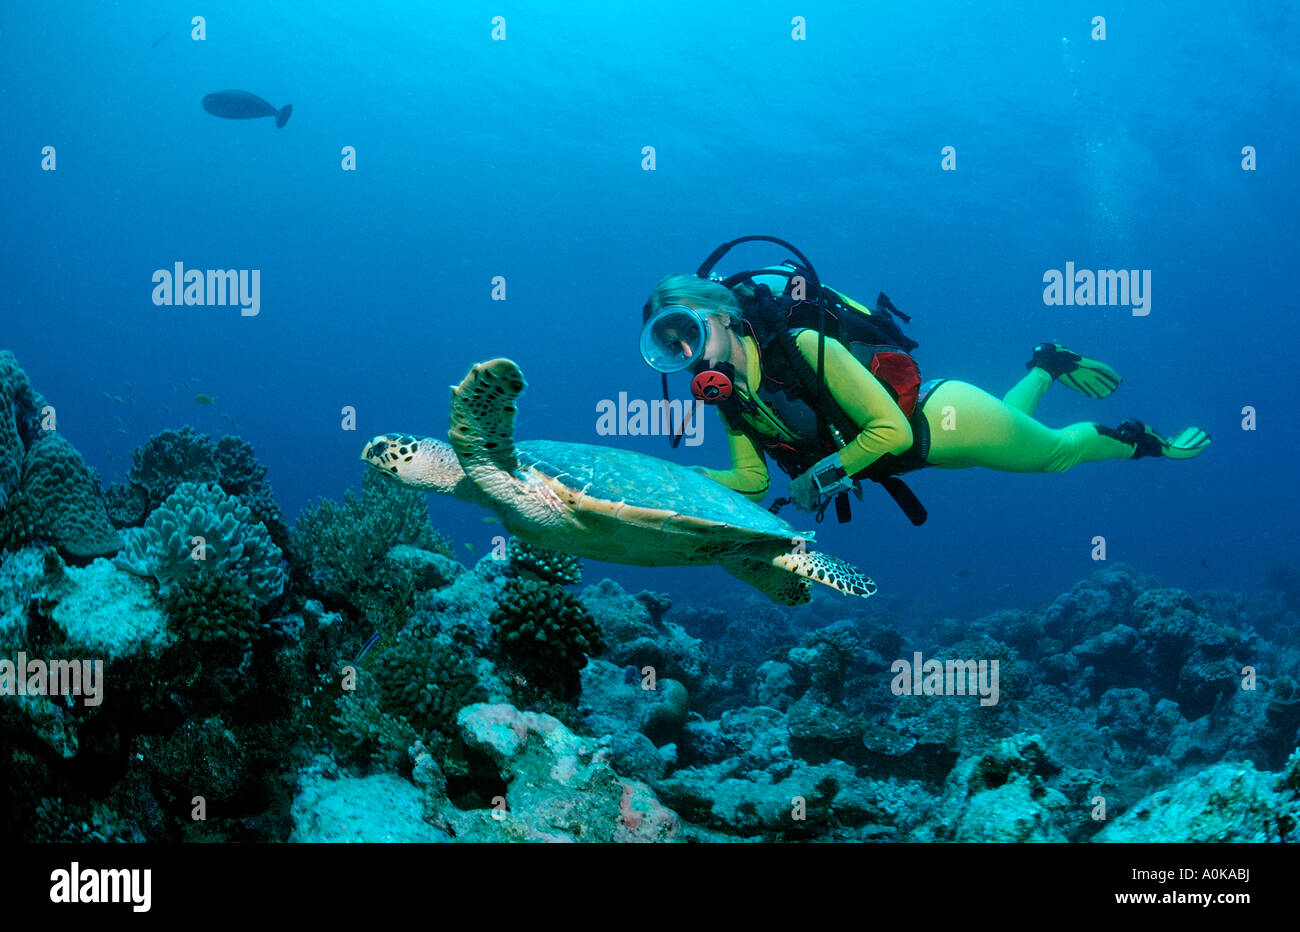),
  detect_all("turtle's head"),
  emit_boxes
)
[361,434,466,495]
